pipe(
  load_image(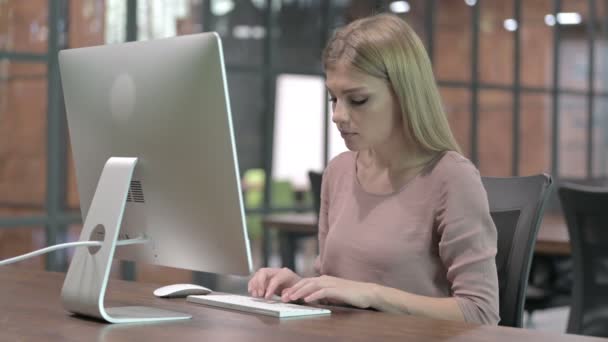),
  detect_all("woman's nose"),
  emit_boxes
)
[331,102,348,124]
